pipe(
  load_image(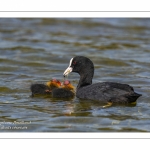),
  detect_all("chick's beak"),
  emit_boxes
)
[63,67,73,77]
